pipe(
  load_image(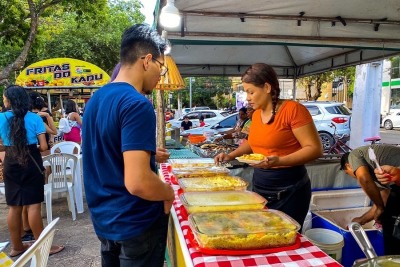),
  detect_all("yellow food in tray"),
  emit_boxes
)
[171,162,216,169]
[189,210,300,250]
[173,167,230,179]
[238,153,265,161]
[180,191,267,213]
[178,176,248,192]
